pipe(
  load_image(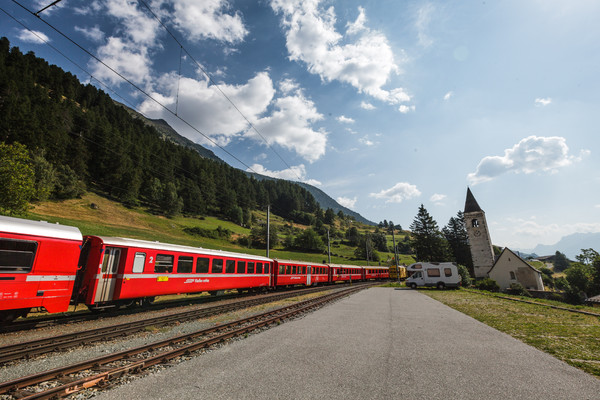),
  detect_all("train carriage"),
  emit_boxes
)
[329,264,364,283]
[364,266,390,280]
[74,236,273,309]
[0,216,83,322]
[273,260,328,287]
